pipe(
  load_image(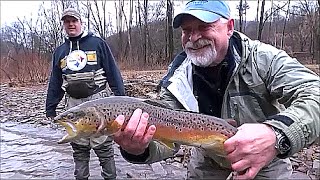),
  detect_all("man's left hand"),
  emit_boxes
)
[224,123,278,179]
